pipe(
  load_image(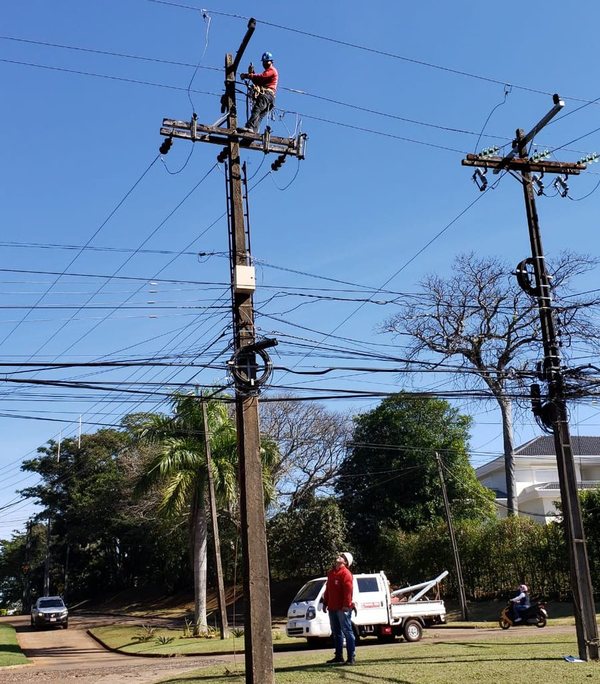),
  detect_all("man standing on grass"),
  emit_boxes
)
[322,552,356,665]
